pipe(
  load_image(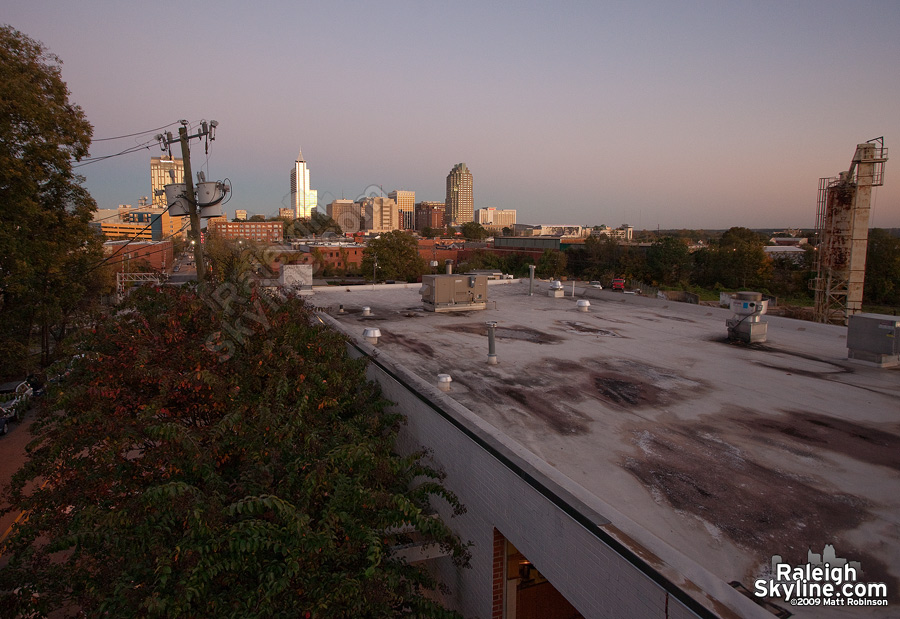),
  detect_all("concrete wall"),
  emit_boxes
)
[326,320,722,619]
